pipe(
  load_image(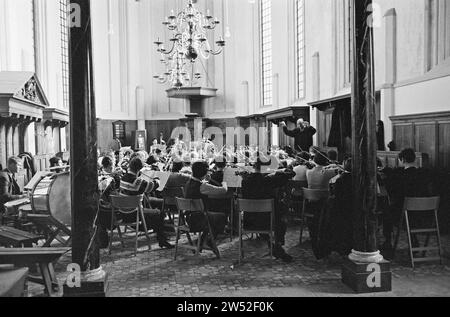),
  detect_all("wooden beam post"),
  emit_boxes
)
[65,0,107,296]
[342,0,392,293]
[351,0,378,255]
